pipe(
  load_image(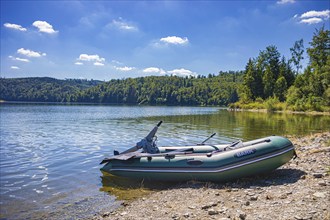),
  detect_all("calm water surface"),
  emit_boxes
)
[0,104,329,219]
